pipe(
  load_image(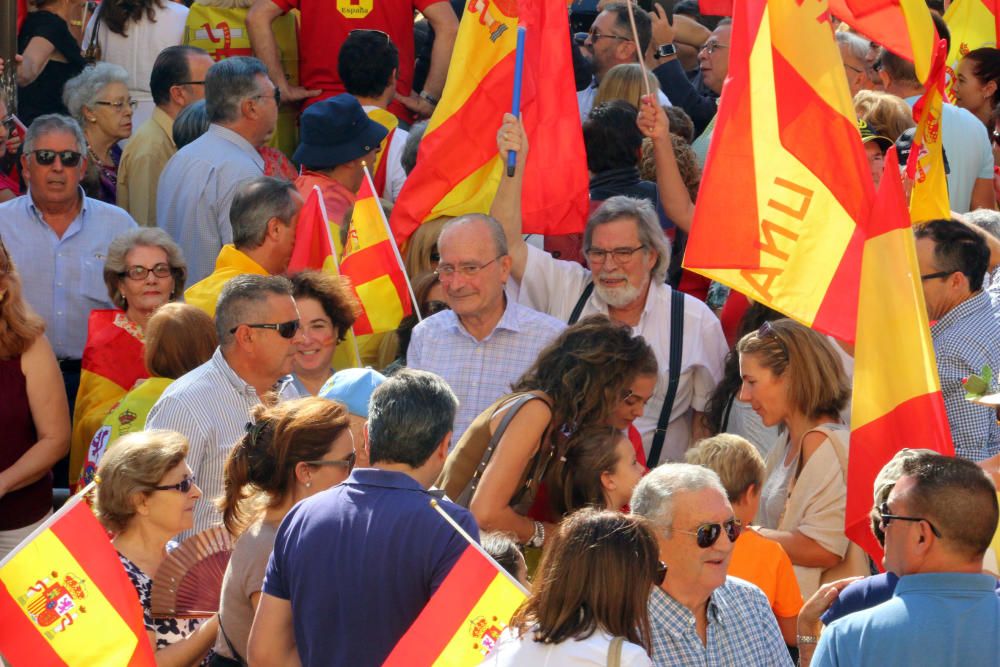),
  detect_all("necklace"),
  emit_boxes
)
[87,145,109,168]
